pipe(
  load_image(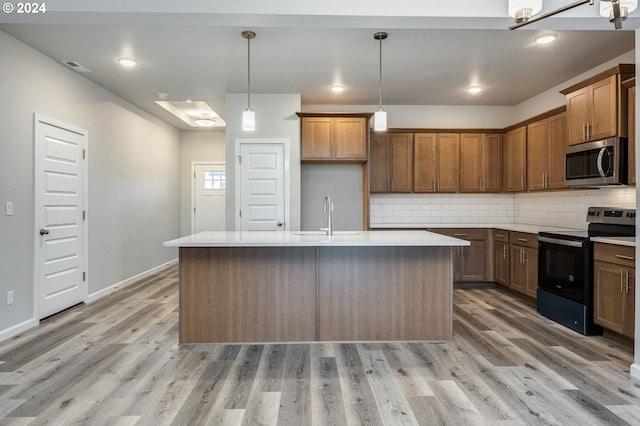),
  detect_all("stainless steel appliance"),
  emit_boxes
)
[537,206,635,335]
[564,138,628,187]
